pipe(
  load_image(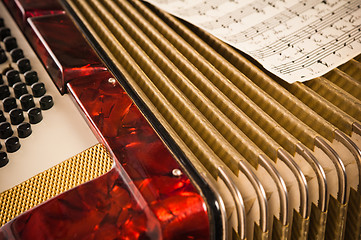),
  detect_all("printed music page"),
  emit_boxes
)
[146,0,361,83]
